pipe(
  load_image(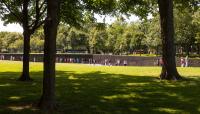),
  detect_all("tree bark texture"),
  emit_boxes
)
[158,0,181,80]
[38,0,60,111]
[19,31,32,81]
[19,0,32,81]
